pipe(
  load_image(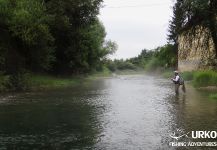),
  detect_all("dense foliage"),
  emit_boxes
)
[106,44,176,72]
[0,0,117,89]
[168,0,217,56]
